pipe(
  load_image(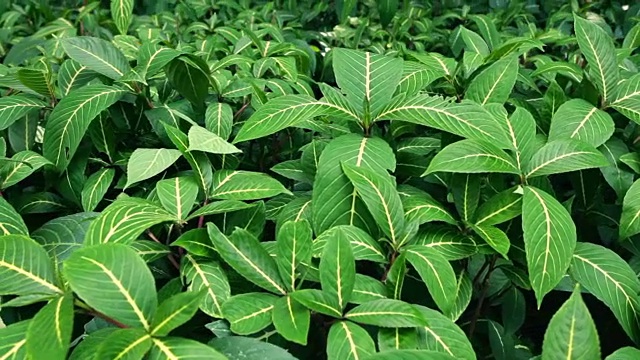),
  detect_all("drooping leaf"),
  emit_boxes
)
[81,168,115,212]
[548,99,614,148]
[525,139,608,178]
[62,36,130,80]
[64,243,158,330]
[404,245,457,315]
[327,321,376,360]
[541,285,600,360]
[425,139,519,175]
[319,226,356,311]
[570,242,640,343]
[210,170,291,201]
[42,84,126,170]
[125,148,183,189]
[523,186,577,306]
[466,56,518,105]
